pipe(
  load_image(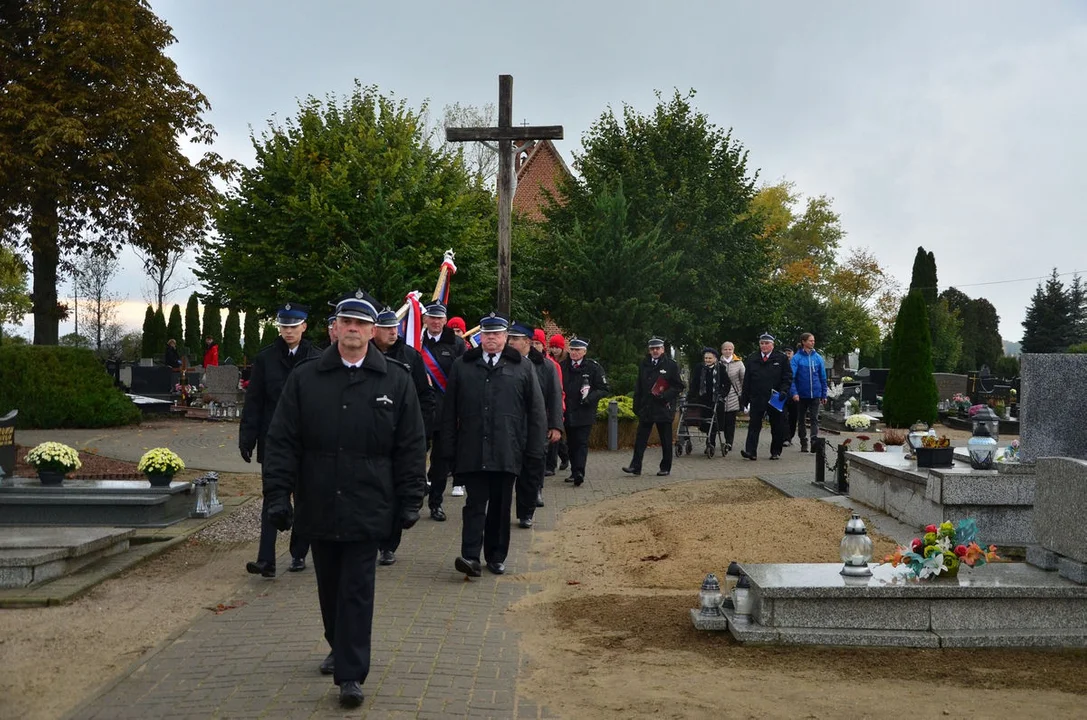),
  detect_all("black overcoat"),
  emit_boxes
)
[560,356,609,427]
[381,337,437,437]
[421,327,464,434]
[527,346,565,432]
[239,337,321,463]
[440,345,546,475]
[633,355,685,423]
[739,349,794,410]
[262,345,427,542]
